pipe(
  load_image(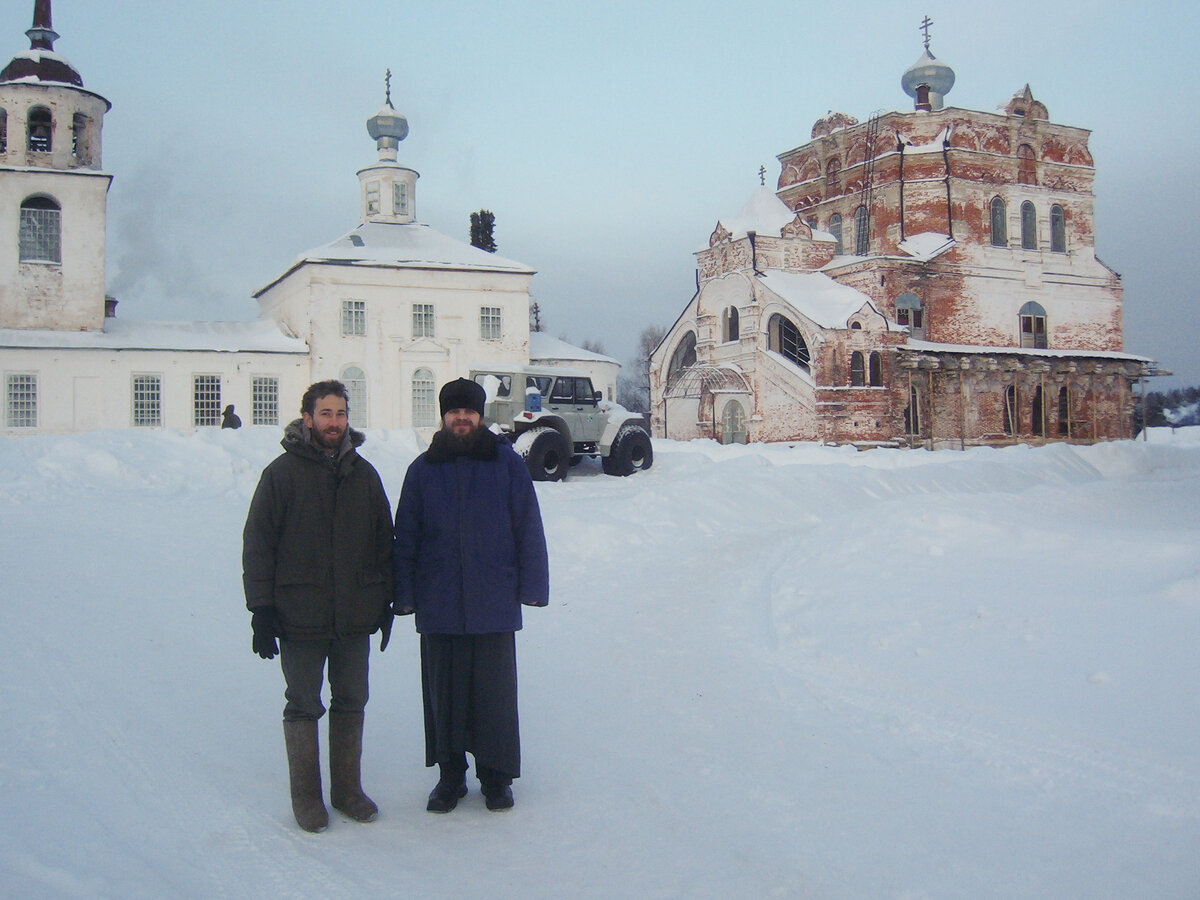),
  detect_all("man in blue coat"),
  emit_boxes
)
[393,377,549,812]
